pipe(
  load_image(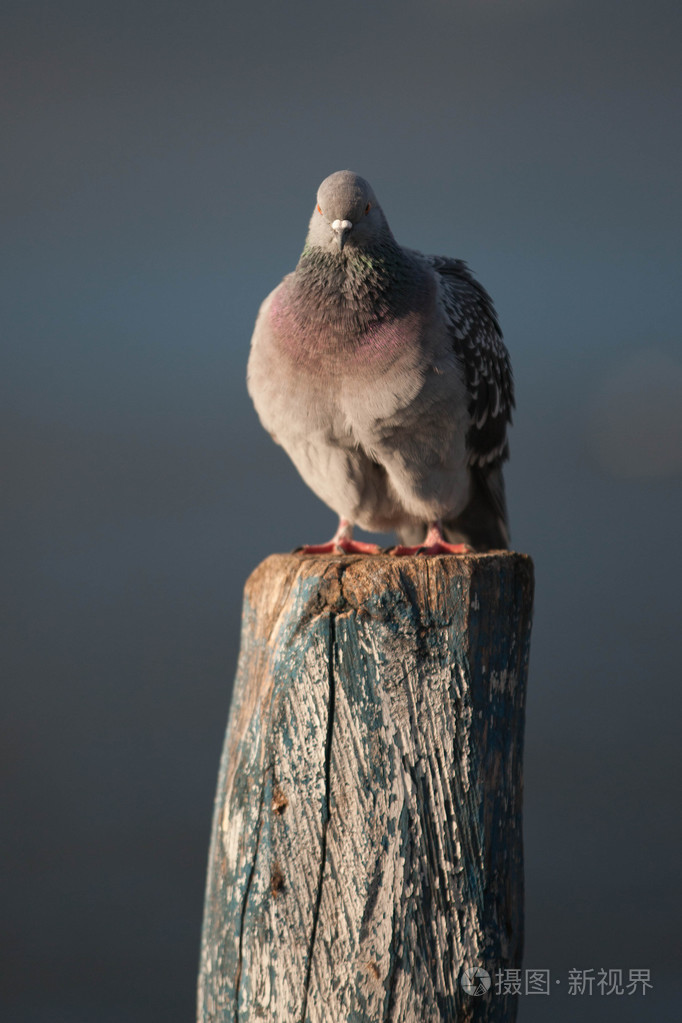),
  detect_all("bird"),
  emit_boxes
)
[247,170,513,555]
